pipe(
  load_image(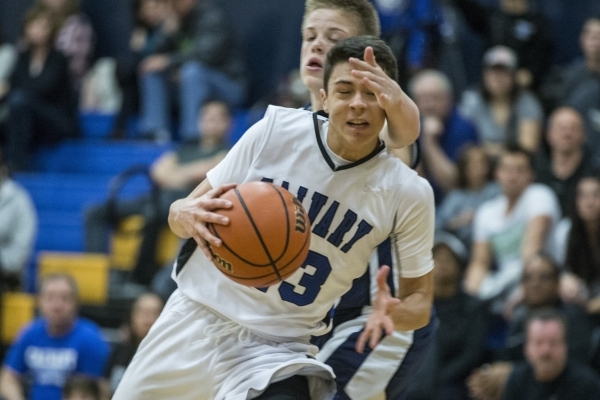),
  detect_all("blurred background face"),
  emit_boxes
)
[412,75,452,120]
[496,153,533,198]
[522,257,558,307]
[464,147,490,186]
[130,294,163,341]
[171,0,196,16]
[525,319,567,381]
[546,108,585,152]
[576,177,600,223]
[25,16,52,47]
[300,9,359,96]
[139,0,167,27]
[483,66,515,97]
[433,245,461,291]
[39,278,78,330]
[581,19,600,62]
[198,102,231,141]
